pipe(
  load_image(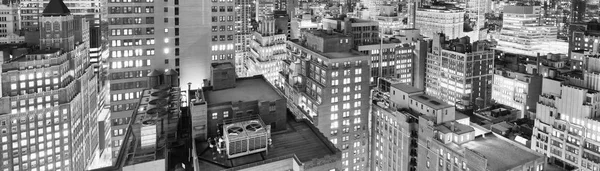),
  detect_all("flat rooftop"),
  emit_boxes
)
[204,77,282,105]
[461,134,543,171]
[391,83,422,94]
[196,117,337,170]
[323,51,365,59]
[409,94,453,110]
[435,121,474,134]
